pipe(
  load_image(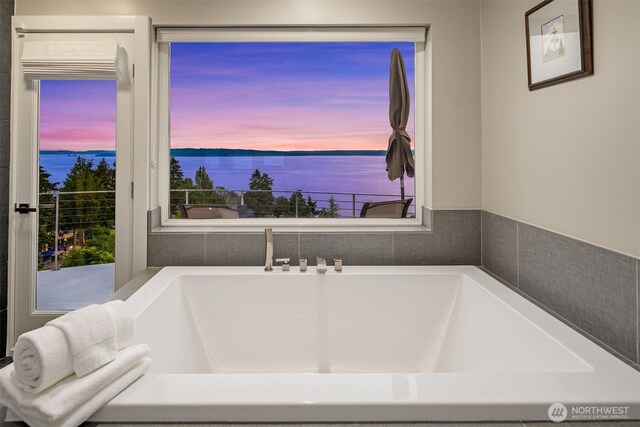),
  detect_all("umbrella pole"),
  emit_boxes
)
[400,165,405,200]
